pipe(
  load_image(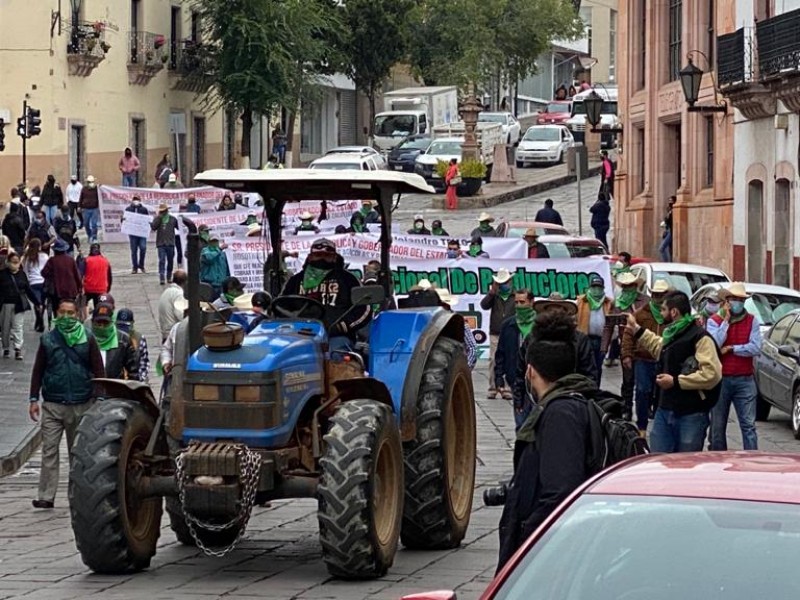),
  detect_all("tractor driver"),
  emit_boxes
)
[281,238,371,350]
